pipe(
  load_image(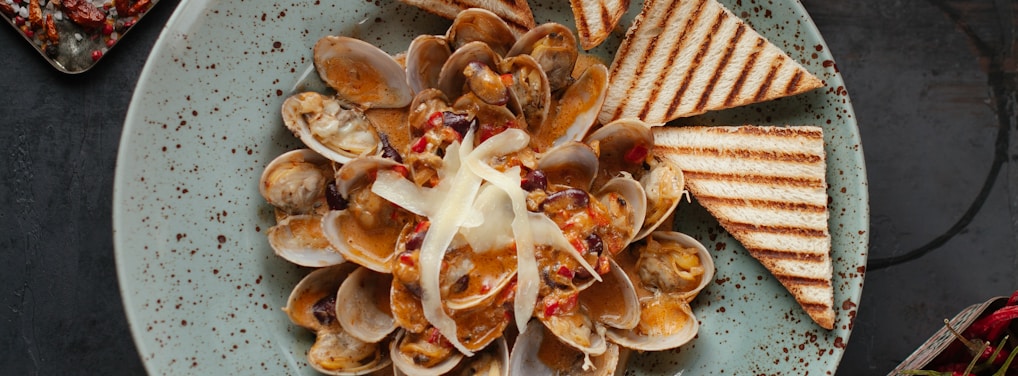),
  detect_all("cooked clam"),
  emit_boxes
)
[507,23,579,93]
[259,148,331,215]
[406,35,452,94]
[314,35,413,109]
[446,8,516,56]
[282,91,380,164]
